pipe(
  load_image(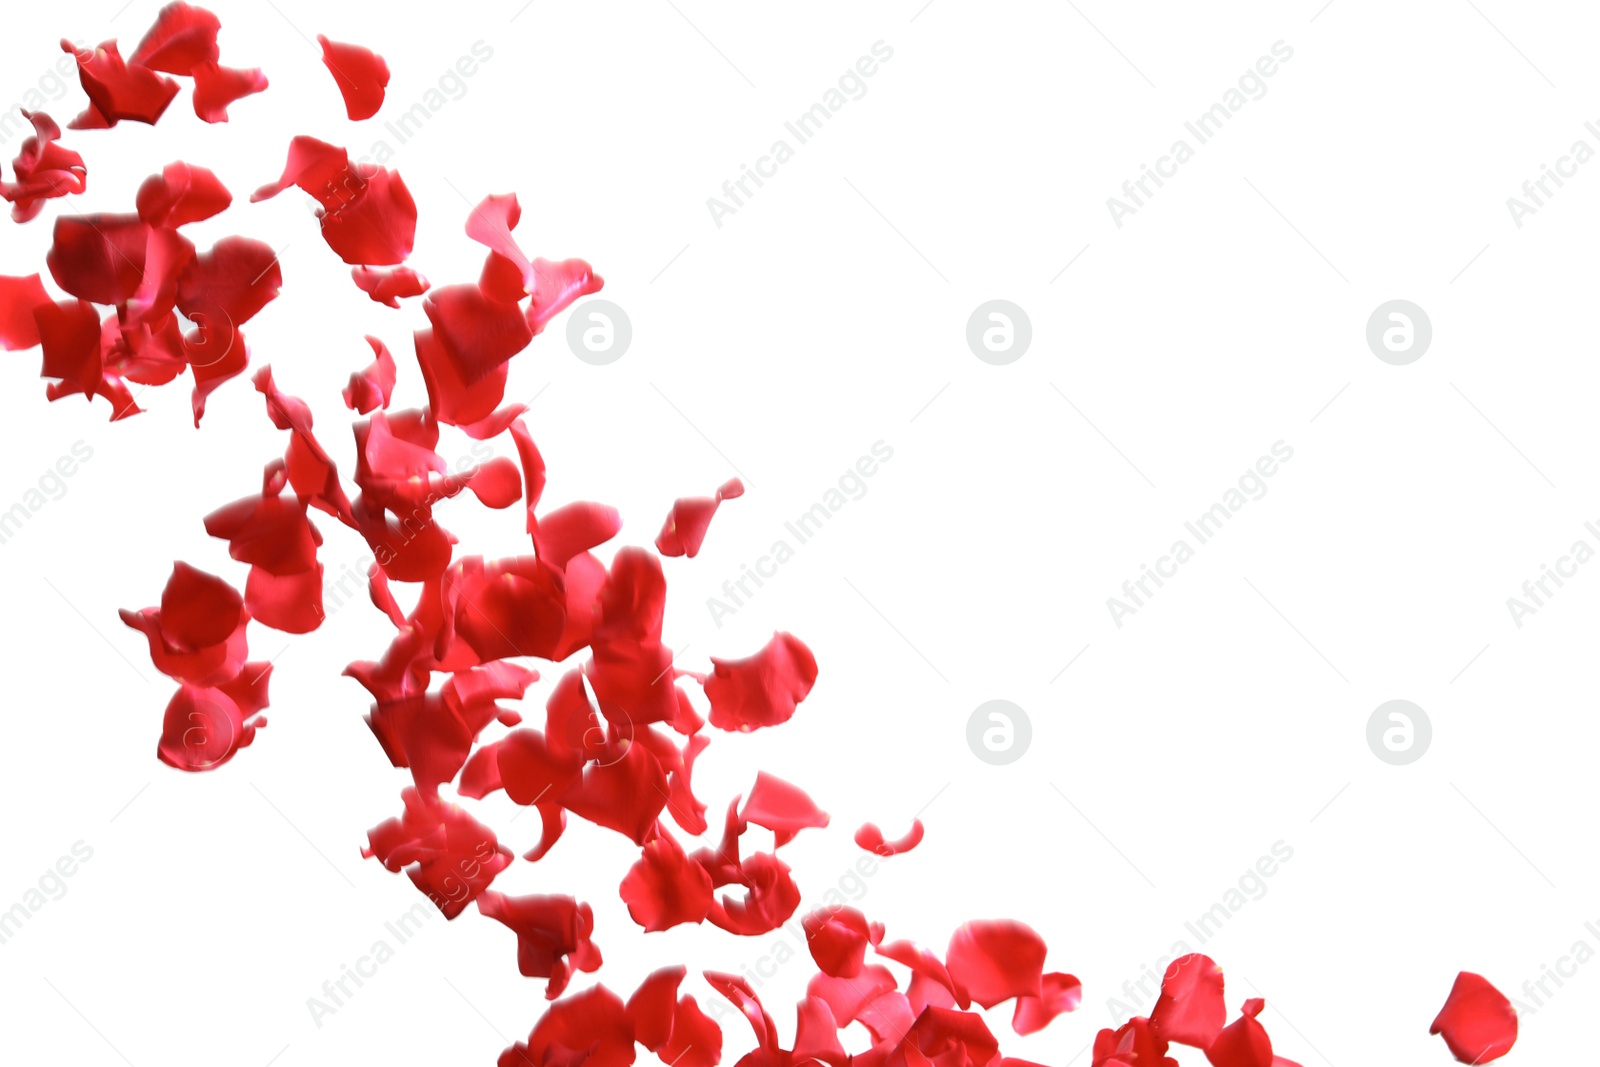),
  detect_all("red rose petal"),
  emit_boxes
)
[1093,1017,1178,1067]
[47,214,150,306]
[855,818,925,857]
[803,905,871,978]
[63,39,180,128]
[341,335,396,413]
[625,966,686,1051]
[157,682,265,771]
[946,919,1048,1009]
[352,264,429,307]
[318,35,390,120]
[1205,999,1274,1067]
[1,111,87,223]
[0,274,52,350]
[704,631,818,732]
[661,996,721,1067]
[1150,953,1227,1050]
[1012,972,1084,1035]
[1430,972,1518,1065]
[476,891,602,999]
[136,162,233,228]
[362,786,511,917]
[620,831,714,932]
[655,478,744,559]
[177,236,282,327]
[129,2,222,74]
[741,771,829,847]
[190,62,268,123]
